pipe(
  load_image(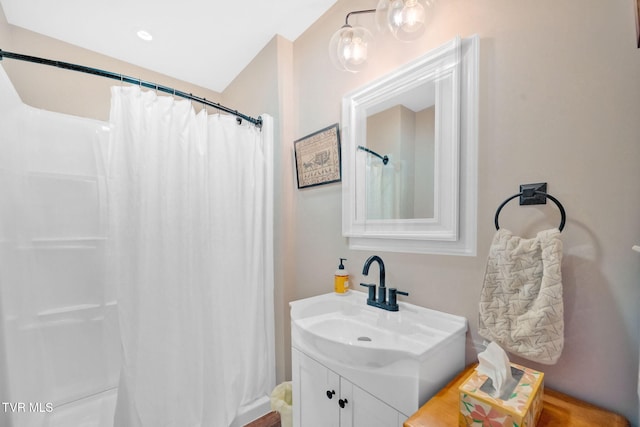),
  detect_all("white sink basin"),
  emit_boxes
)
[290,290,467,416]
